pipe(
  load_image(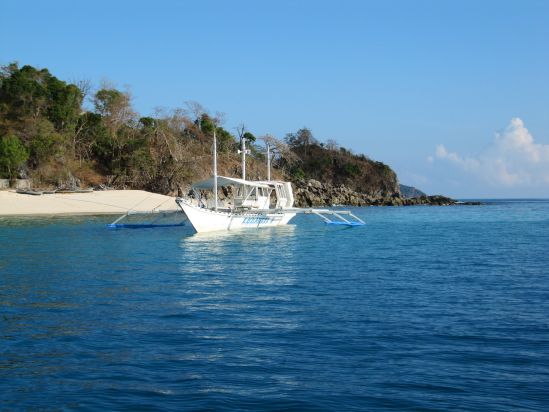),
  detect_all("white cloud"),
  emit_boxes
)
[432,118,549,187]
[434,144,480,171]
